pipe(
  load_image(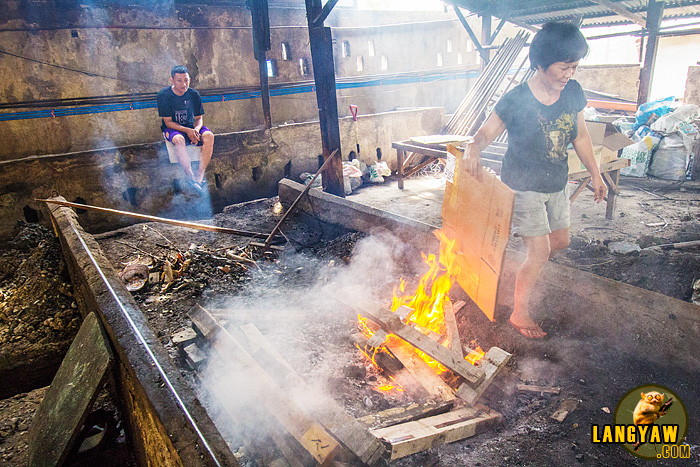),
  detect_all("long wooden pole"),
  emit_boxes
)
[262,149,339,249]
[36,198,271,239]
